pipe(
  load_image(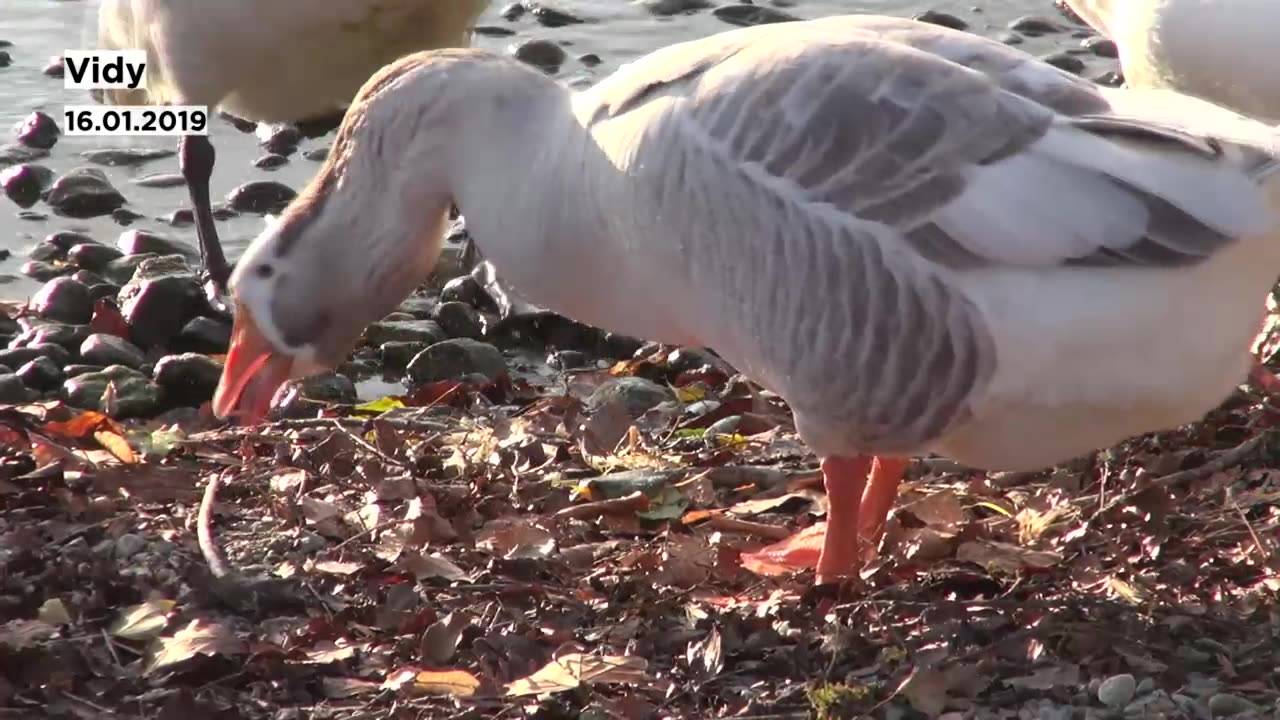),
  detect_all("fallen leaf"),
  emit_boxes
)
[93,429,138,464]
[739,523,824,576]
[506,653,651,697]
[109,599,177,641]
[37,599,72,626]
[313,560,363,576]
[354,396,406,415]
[398,551,470,581]
[321,677,380,699]
[144,619,246,675]
[476,518,557,559]
[1004,664,1080,690]
[955,541,1062,574]
[408,669,481,697]
[901,667,948,717]
[420,612,471,665]
[0,619,58,649]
